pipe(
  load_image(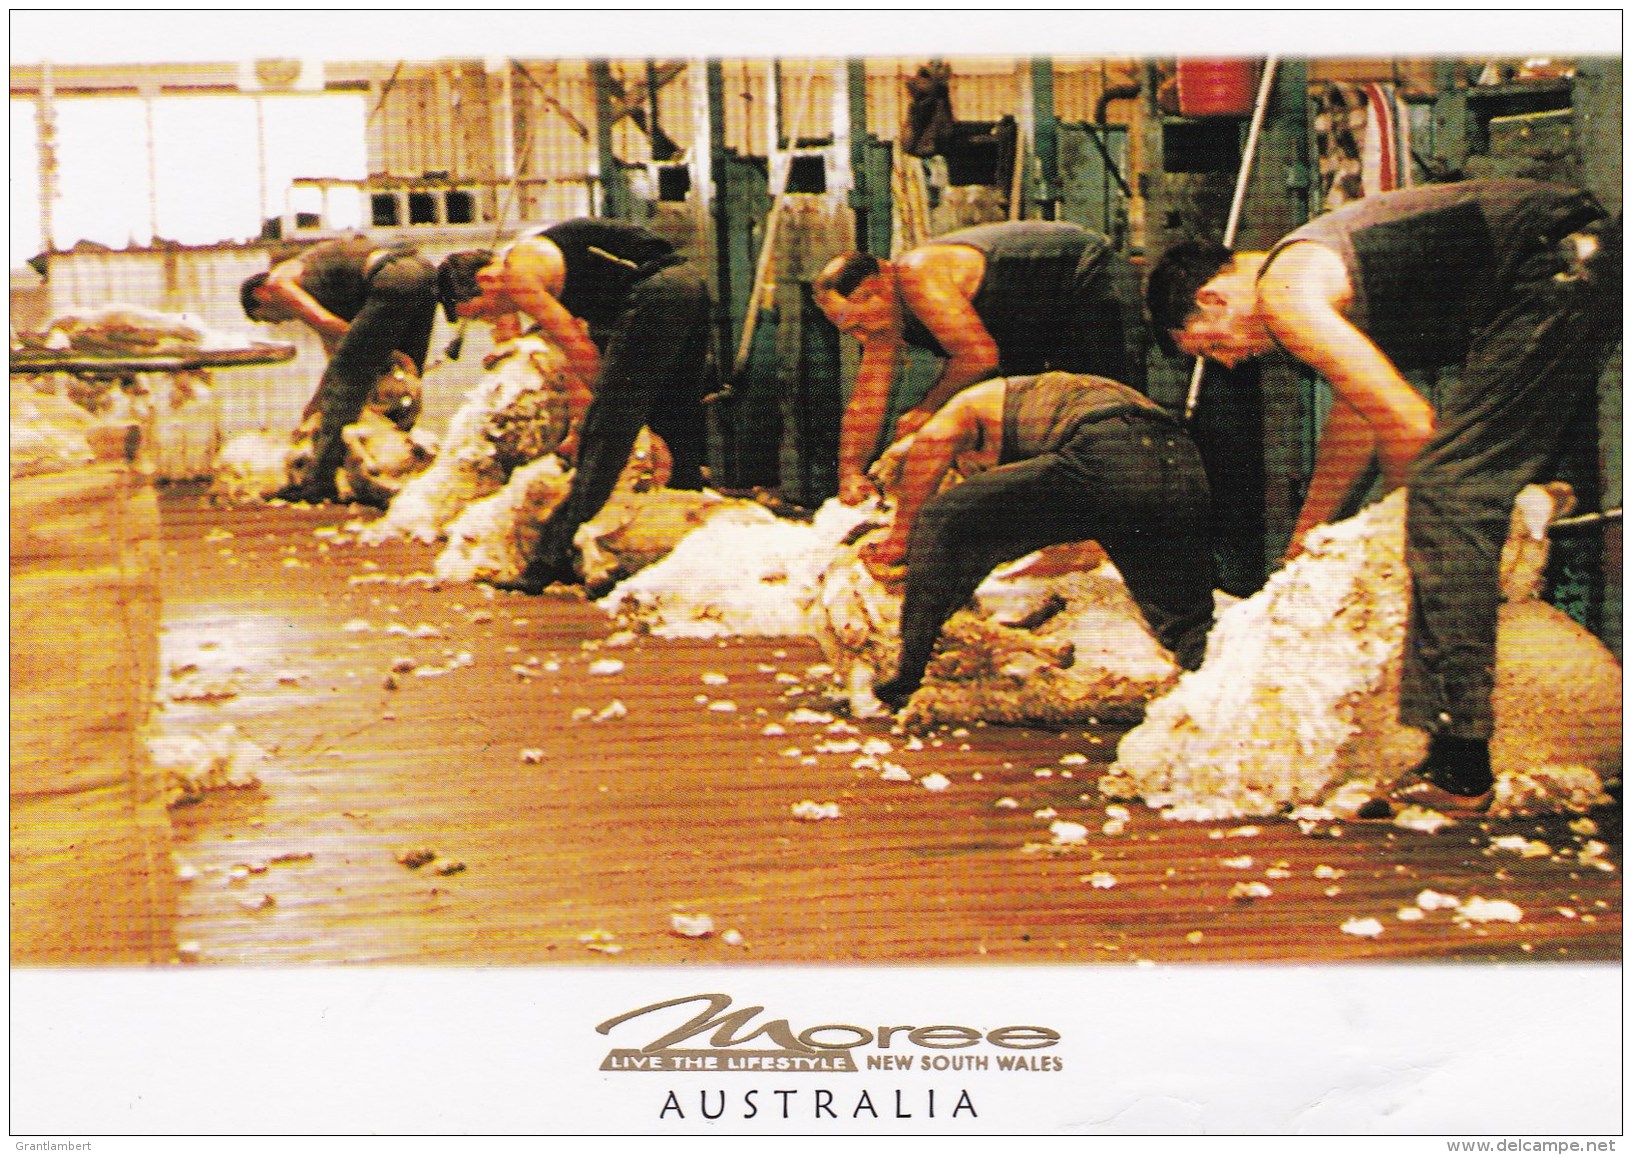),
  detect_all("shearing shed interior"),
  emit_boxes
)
[10,33,1623,984]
